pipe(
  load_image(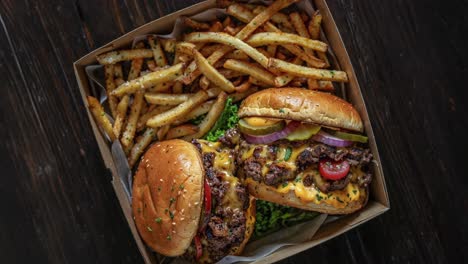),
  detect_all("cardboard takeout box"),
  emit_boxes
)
[73,0,390,263]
